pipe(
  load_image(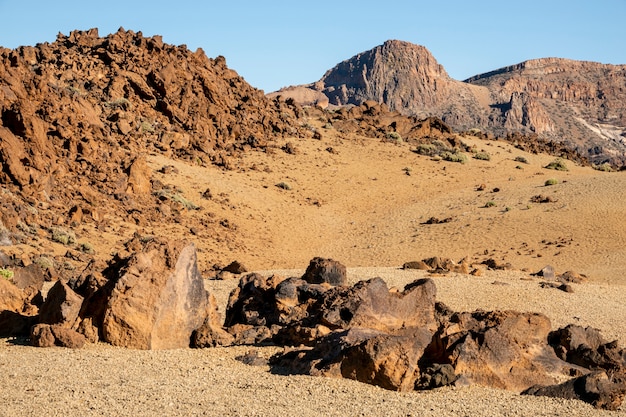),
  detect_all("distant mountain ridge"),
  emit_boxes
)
[271,40,626,166]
